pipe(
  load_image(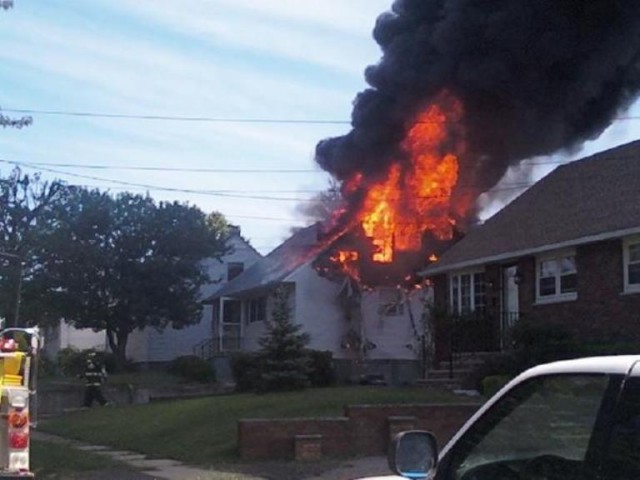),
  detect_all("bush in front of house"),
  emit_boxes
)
[57,347,85,377]
[230,349,336,392]
[257,286,311,392]
[306,349,336,387]
[463,352,521,394]
[481,374,513,397]
[510,319,582,367]
[230,351,262,392]
[57,347,133,376]
[38,355,57,378]
[465,319,583,394]
[167,355,216,383]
